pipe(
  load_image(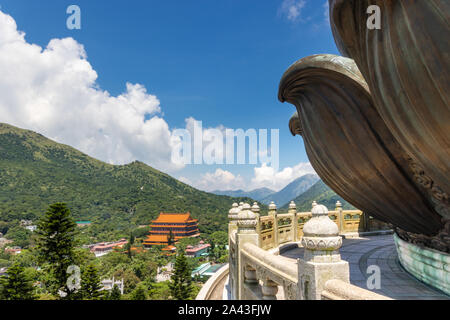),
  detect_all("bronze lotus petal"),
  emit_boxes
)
[329,0,450,211]
[278,54,443,236]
